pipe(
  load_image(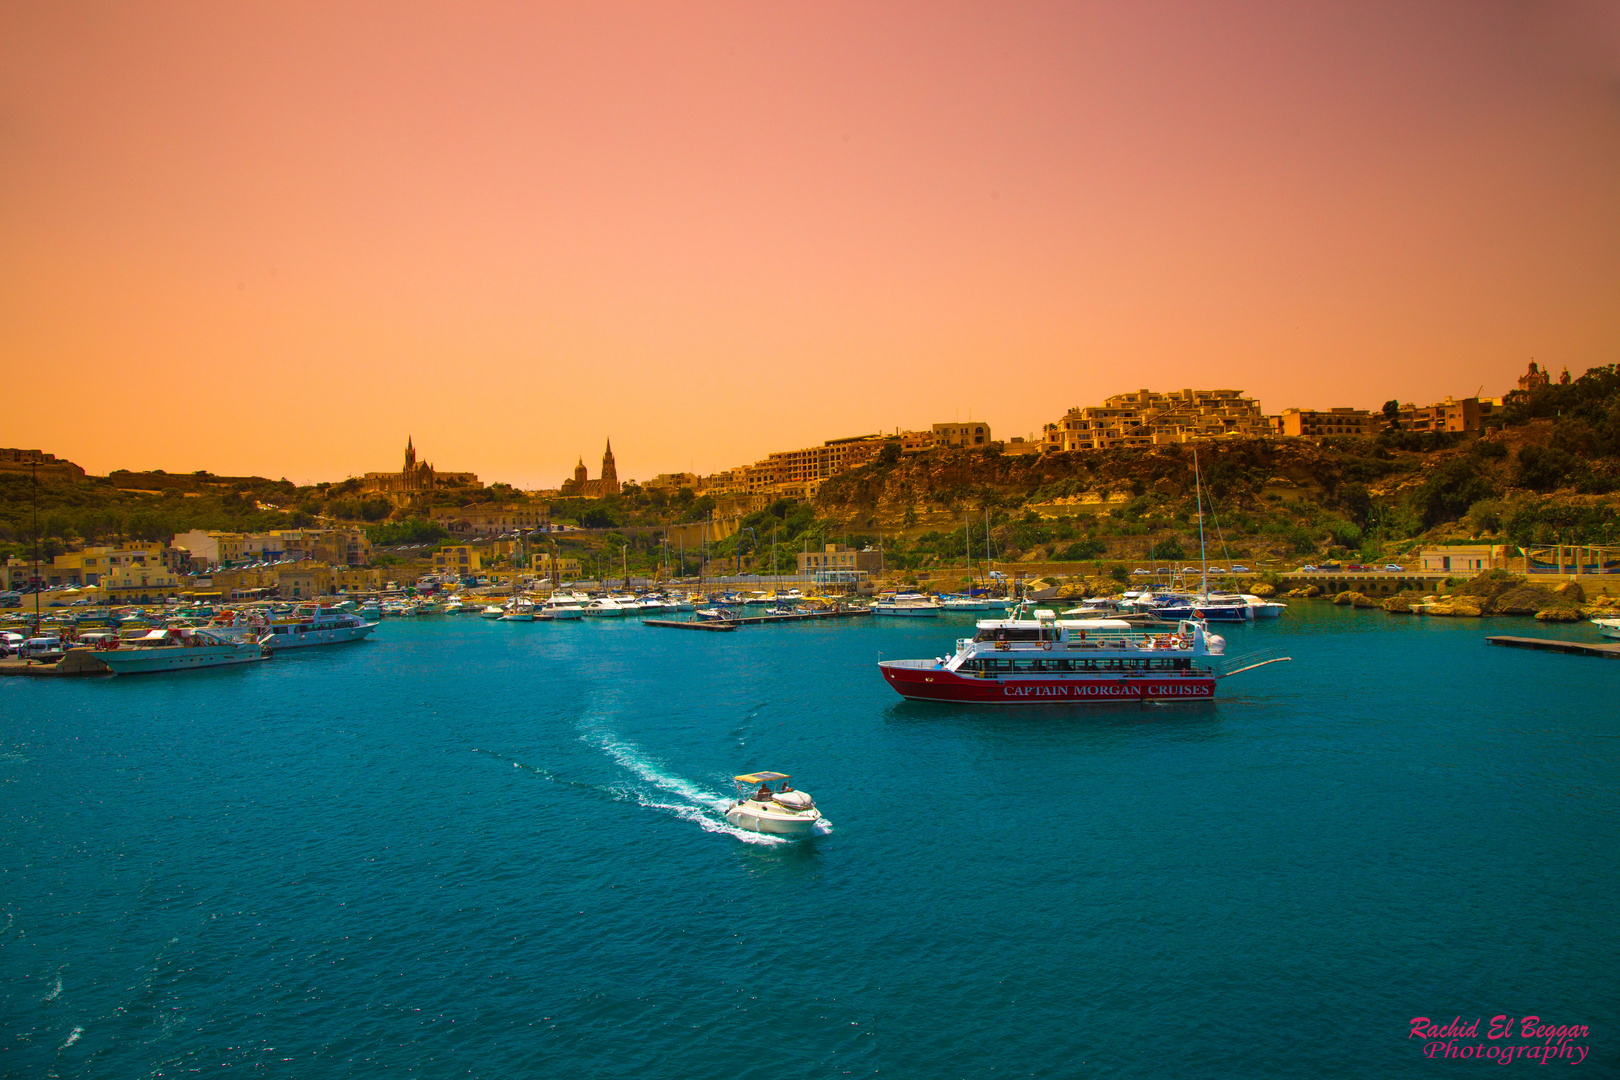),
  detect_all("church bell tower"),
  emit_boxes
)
[601,439,617,486]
